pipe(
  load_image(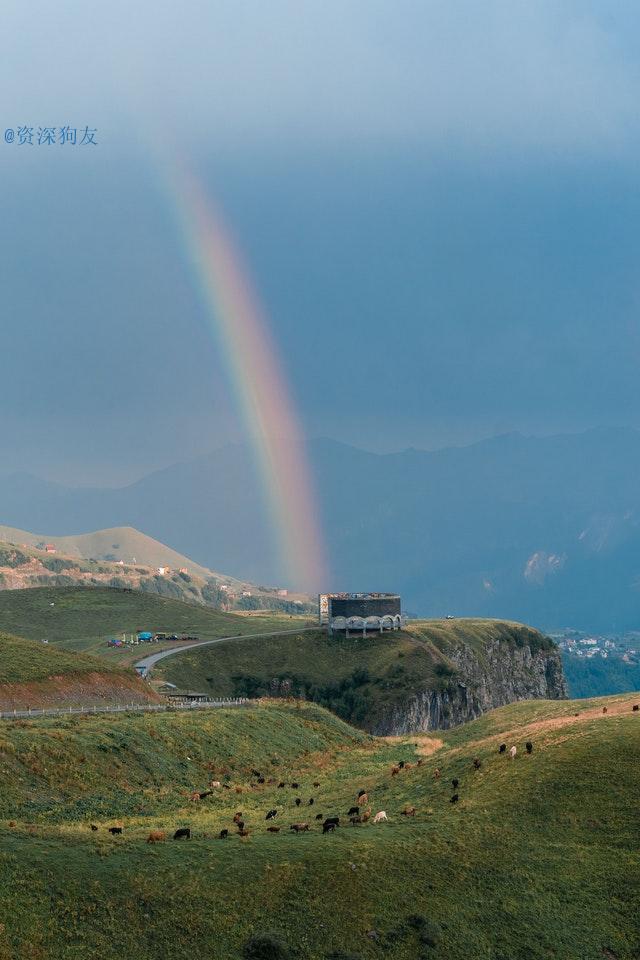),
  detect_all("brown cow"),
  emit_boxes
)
[233,812,243,824]
[401,805,416,817]
[147,830,166,843]
[266,826,280,833]
[357,793,369,807]
[391,766,400,776]
[289,823,310,832]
